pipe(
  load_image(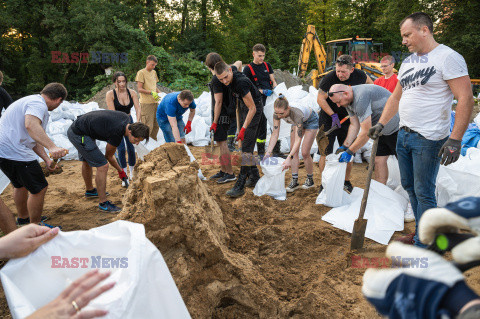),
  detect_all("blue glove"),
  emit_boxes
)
[331,113,341,128]
[363,242,478,319]
[335,145,348,155]
[419,197,480,264]
[338,149,353,162]
[263,89,273,96]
